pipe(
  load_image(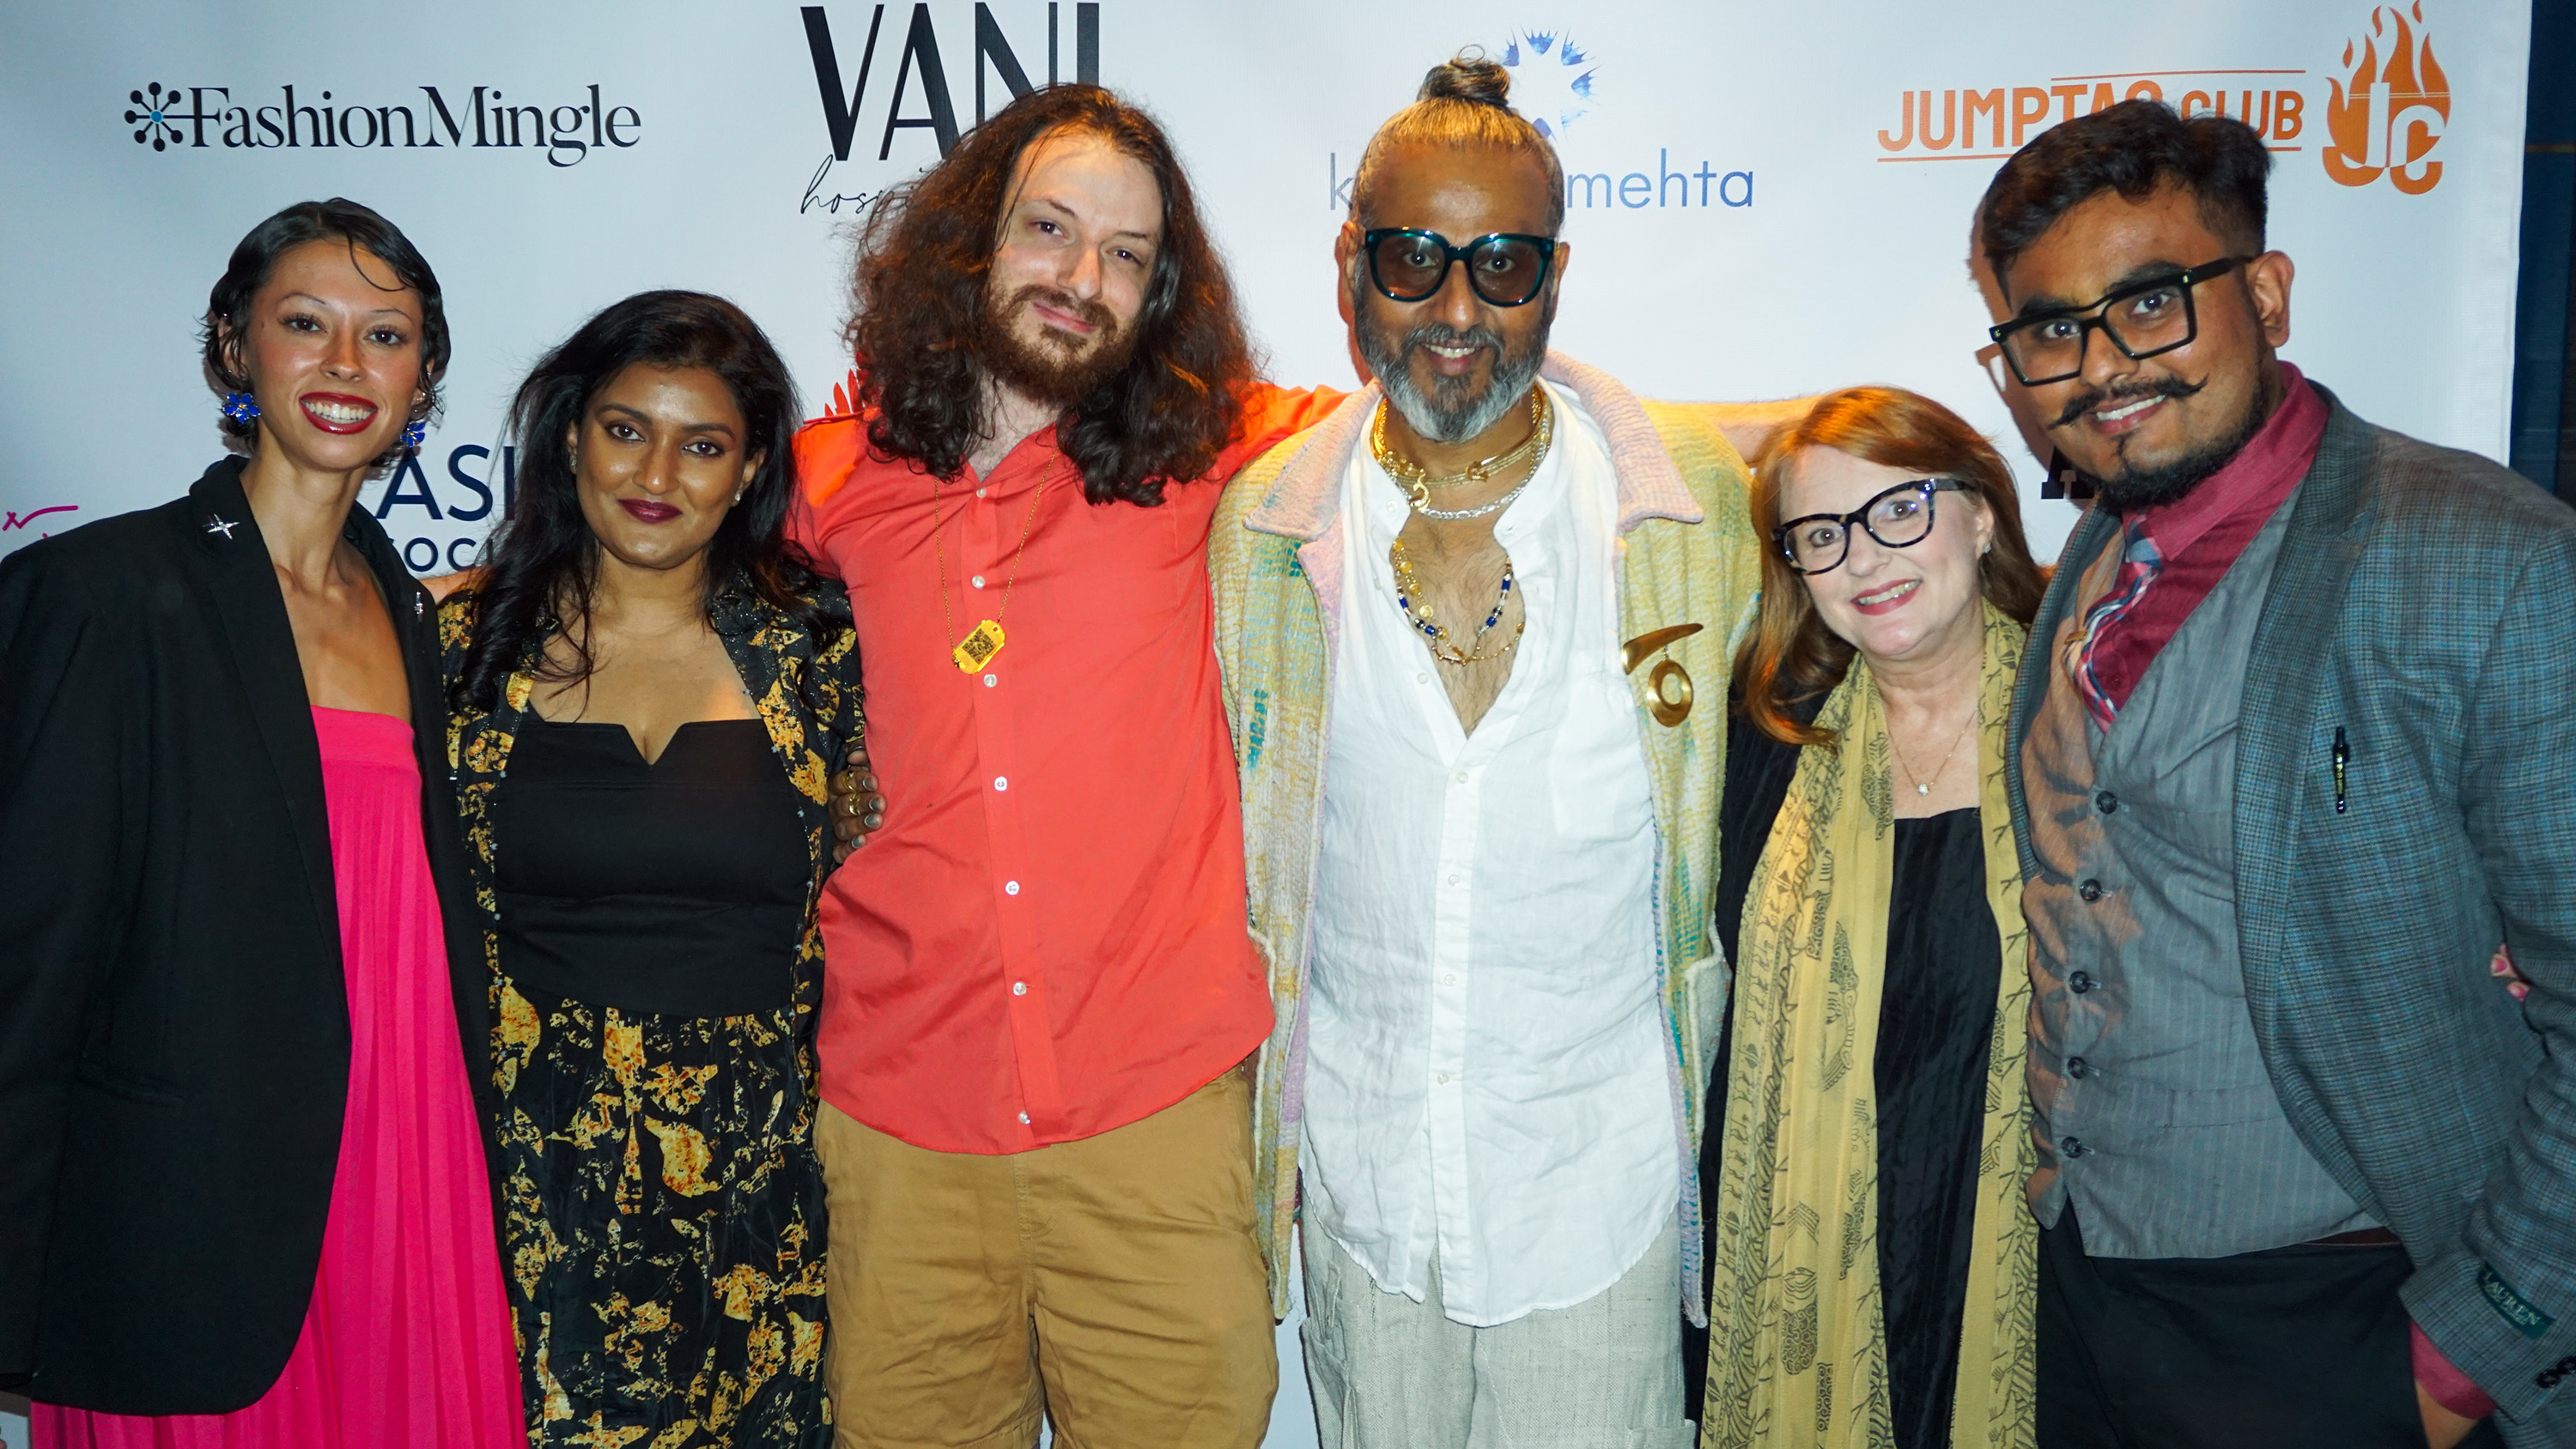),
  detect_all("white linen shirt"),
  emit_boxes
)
[1300,380,1676,1327]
